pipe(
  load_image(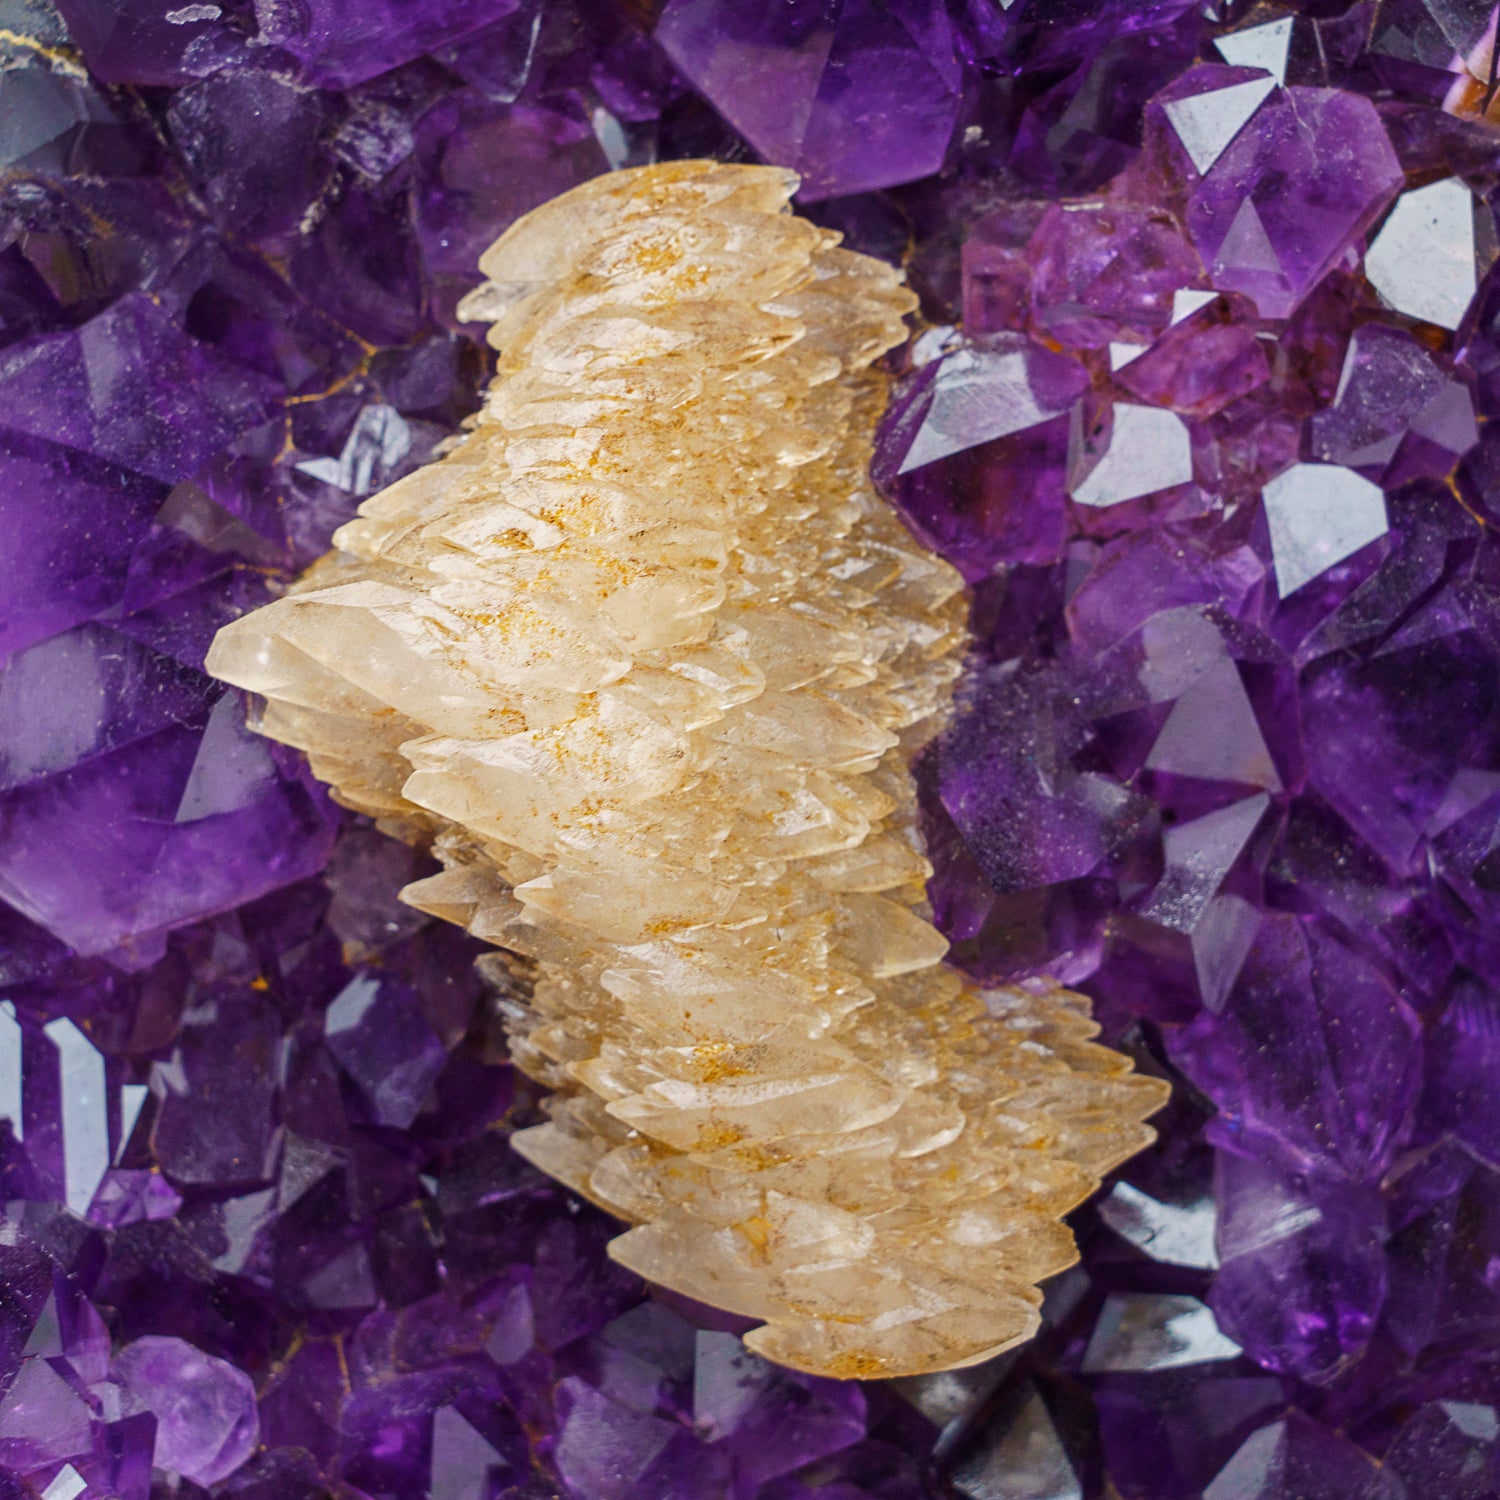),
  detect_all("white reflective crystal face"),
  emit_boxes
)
[1163,75,1277,174]
[898,346,1062,472]
[1139,793,1270,933]
[118,1082,148,1162]
[1214,16,1294,83]
[40,1465,88,1500]
[295,403,412,495]
[1109,340,1147,369]
[1082,1293,1243,1373]
[1365,178,1478,331]
[1192,892,1262,1012]
[950,1386,1083,1500]
[1441,1402,1500,1442]
[891,1357,1008,1429]
[1171,287,1218,324]
[1099,1181,1221,1269]
[42,1017,109,1216]
[431,1406,507,1500]
[175,692,277,822]
[1070,403,1193,507]
[0,1001,20,1143]
[1262,462,1389,597]
[1146,658,1282,790]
